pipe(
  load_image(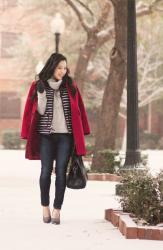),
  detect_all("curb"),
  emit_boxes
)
[87,173,122,182]
[105,209,163,240]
